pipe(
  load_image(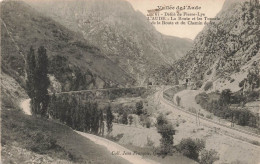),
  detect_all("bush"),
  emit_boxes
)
[246,90,259,102]
[145,118,151,128]
[135,101,144,115]
[120,112,128,125]
[188,107,197,114]
[250,140,260,146]
[200,149,219,164]
[239,78,246,88]
[206,114,212,119]
[195,80,203,89]
[204,81,213,91]
[128,115,134,125]
[206,70,212,75]
[177,138,205,161]
[29,132,60,153]
[106,133,124,142]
